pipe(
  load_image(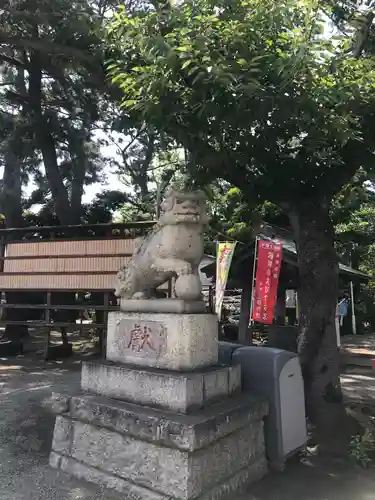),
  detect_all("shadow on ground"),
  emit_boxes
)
[244,456,375,500]
[341,370,375,405]
[341,334,375,357]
